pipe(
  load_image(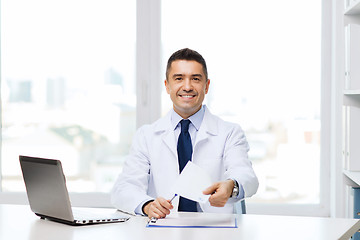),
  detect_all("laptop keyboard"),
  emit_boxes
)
[72,208,128,224]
